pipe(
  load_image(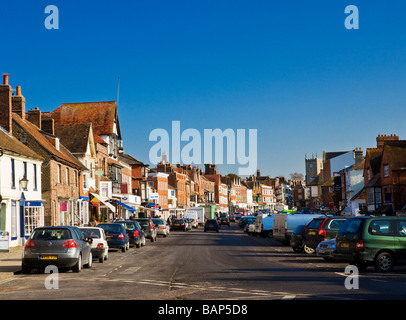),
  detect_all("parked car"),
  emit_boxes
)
[273,213,326,244]
[80,227,109,263]
[220,217,230,226]
[115,220,146,248]
[302,216,347,253]
[188,218,198,228]
[334,216,406,272]
[97,223,130,252]
[238,216,256,228]
[316,238,336,261]
[204,219,220,232]
[135,218,157,242]
[152,218,170,237]
[290,224,306,253]
[170,218,188,231]
[229,214,236,222]
[22,226,93,273]
[183,218,193,231]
